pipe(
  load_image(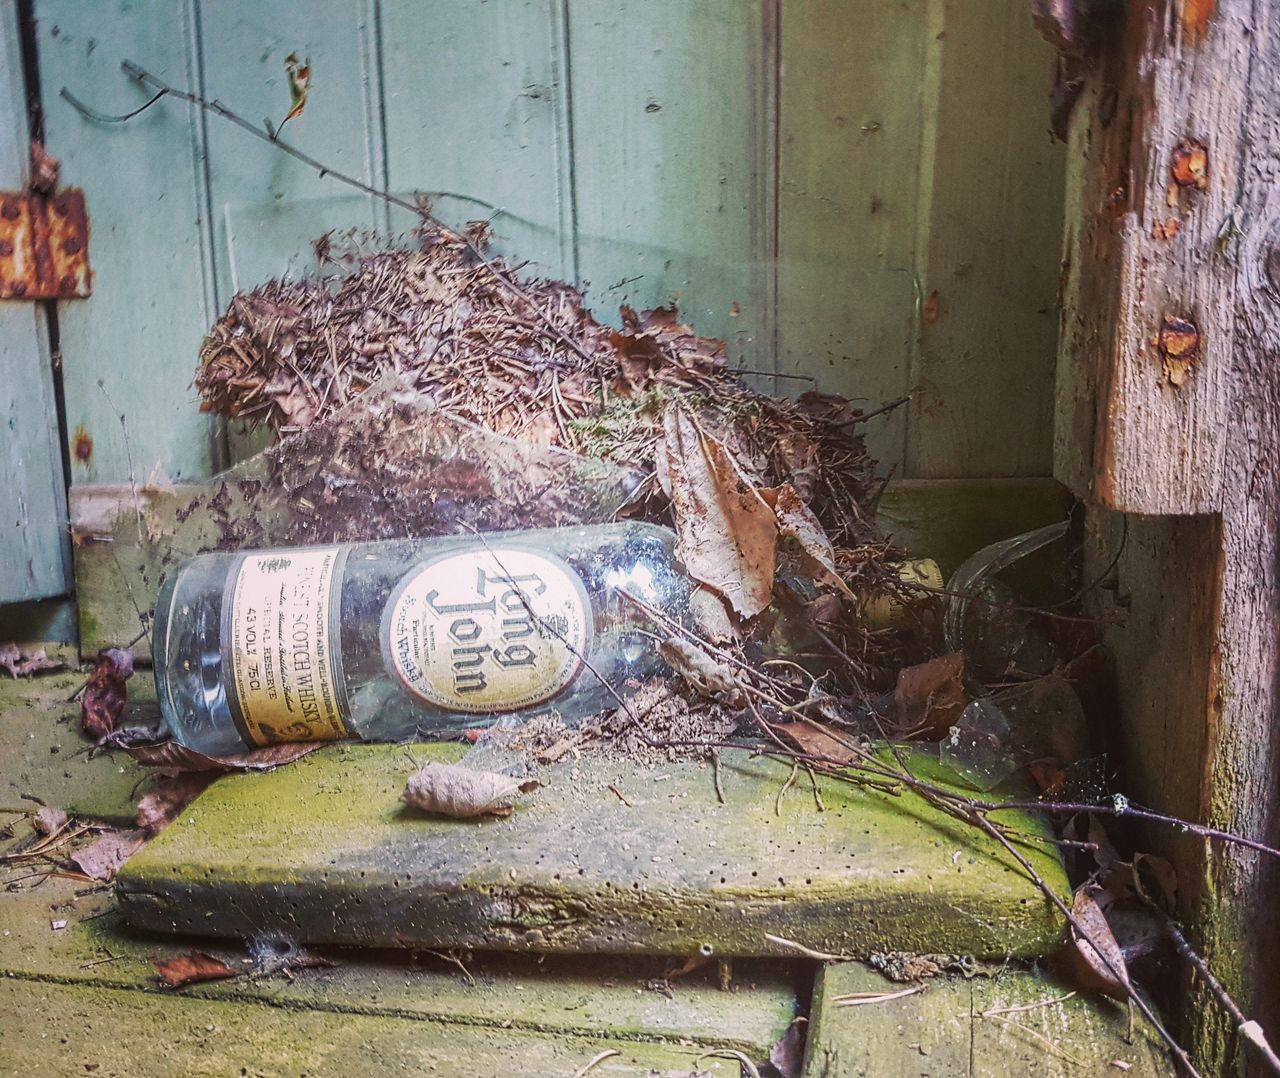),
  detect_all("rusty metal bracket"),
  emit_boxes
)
[0,188,91,300]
